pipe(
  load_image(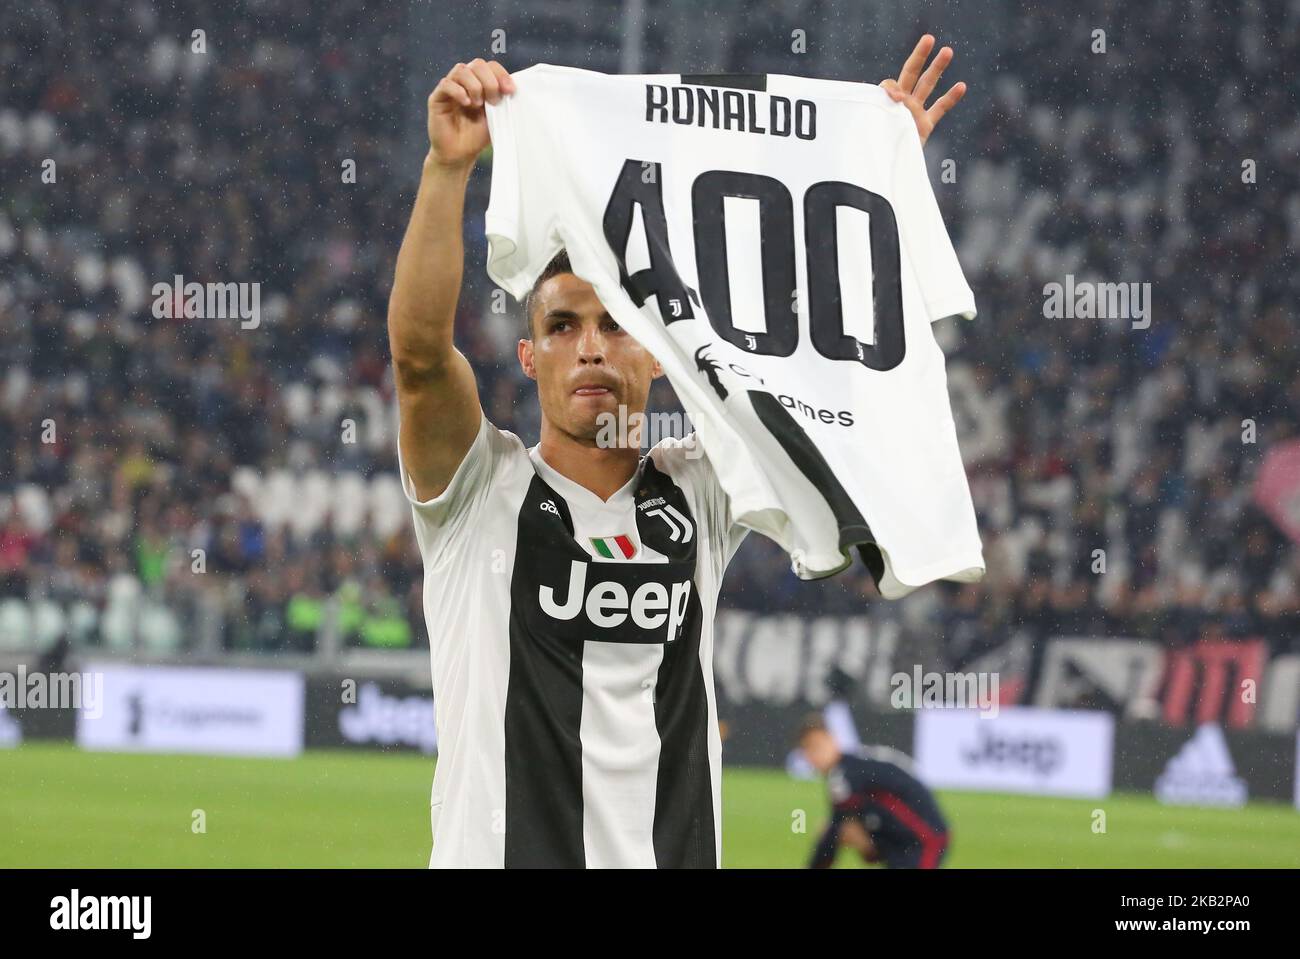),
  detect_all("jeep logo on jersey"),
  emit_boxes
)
[539,560,692,644]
